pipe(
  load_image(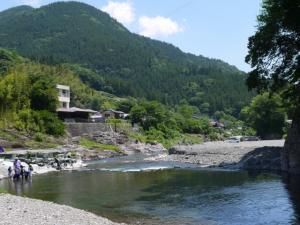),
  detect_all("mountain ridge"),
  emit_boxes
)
[0,1,253,115]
